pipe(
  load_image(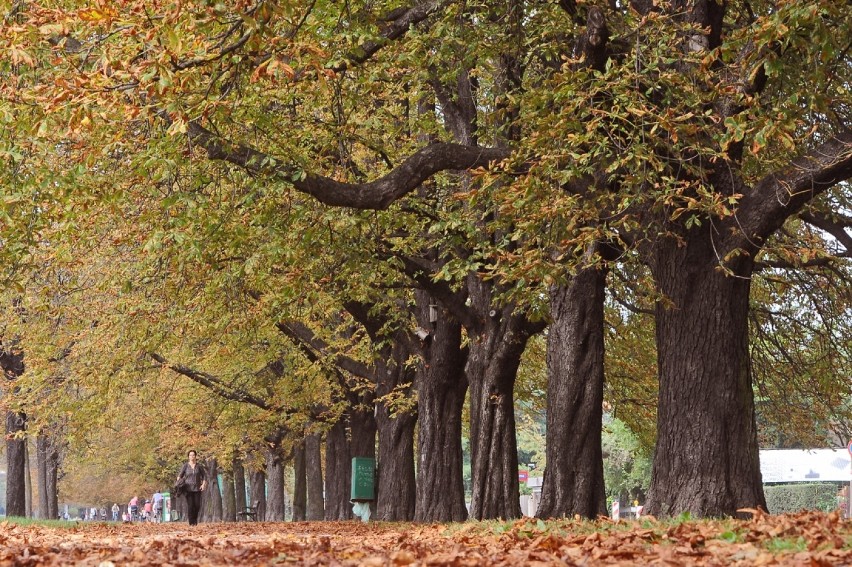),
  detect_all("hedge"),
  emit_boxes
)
[764,483,840,514]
